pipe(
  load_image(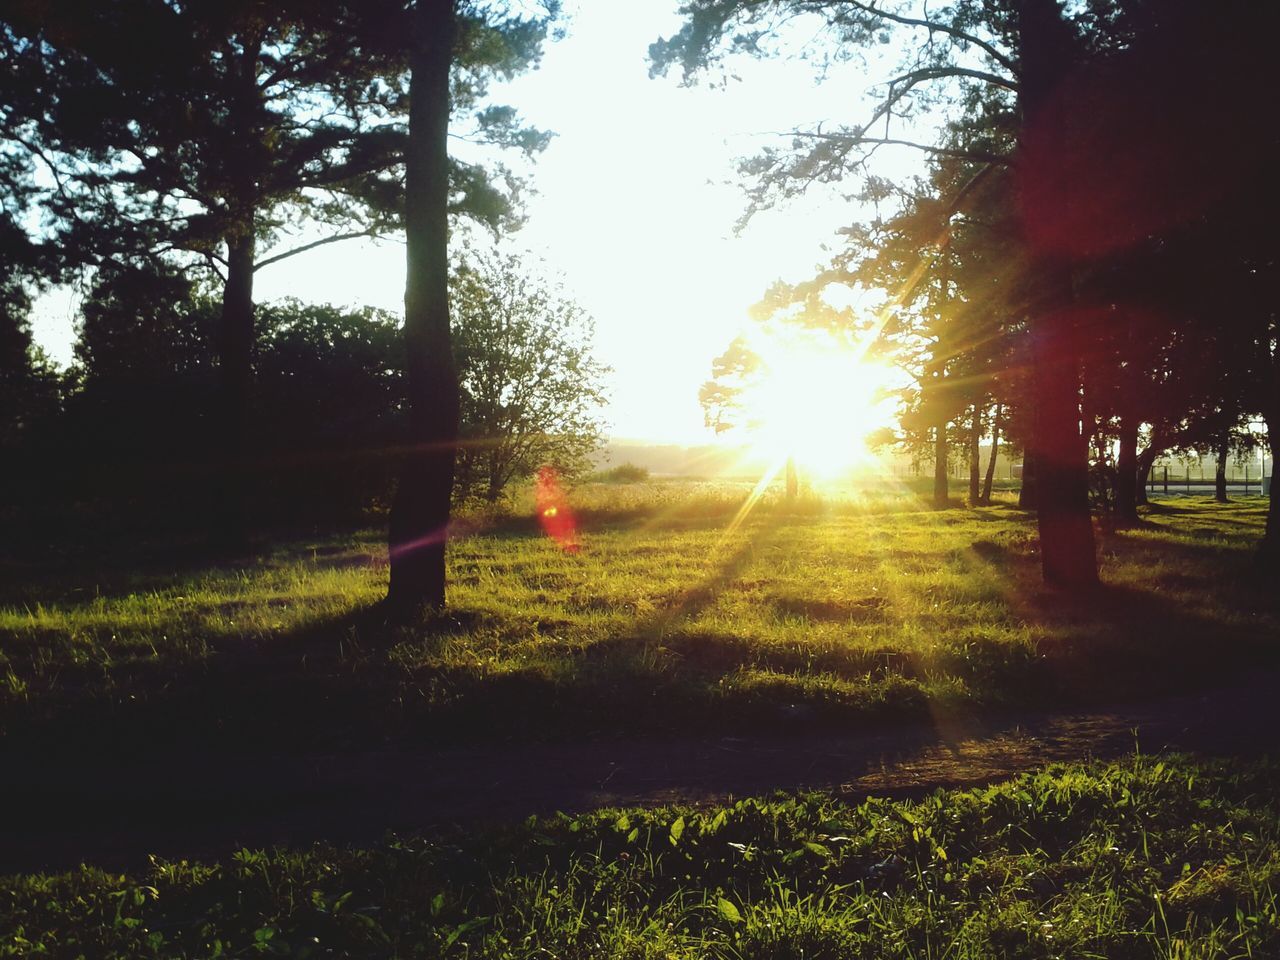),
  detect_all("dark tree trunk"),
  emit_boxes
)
[934,421,948,506]
[785,455,798,501]
[982,403,1002,503]
[388,0,459,616]
[1136,444,1159,506]
[1029,306,1097,586]
[1115,413,1139,521]
[1018,0,1098,588]
[968,404,981,504]
[1018,449,1038,510]
[1214,432,1230,503]
[485,451,503,503]
[214,228,256,540]
[1258,406,1280,572]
